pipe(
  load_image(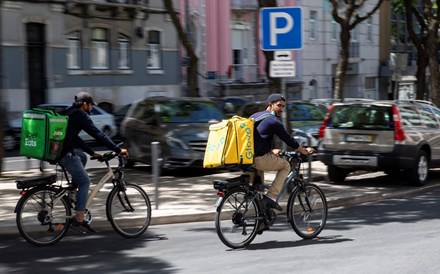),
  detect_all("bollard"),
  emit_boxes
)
[151,141,161,209]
